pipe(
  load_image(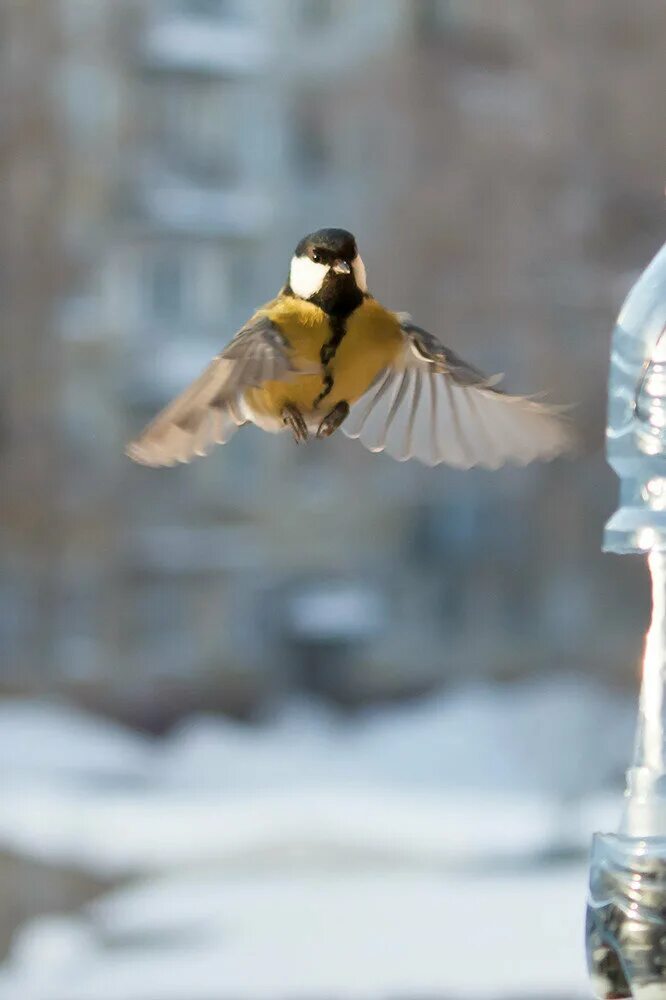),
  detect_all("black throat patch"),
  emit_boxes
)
[309,273,364,319]
[311,277,365,409]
